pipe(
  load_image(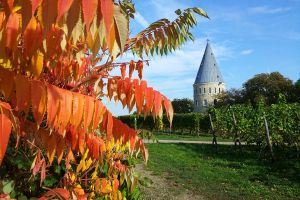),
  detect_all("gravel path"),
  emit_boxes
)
[144,139,245,145]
